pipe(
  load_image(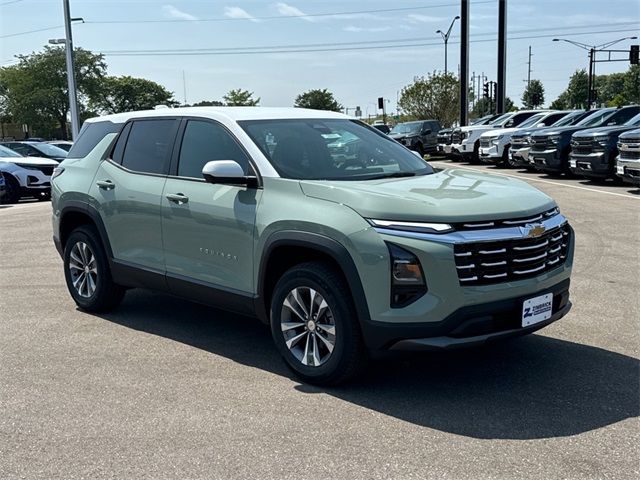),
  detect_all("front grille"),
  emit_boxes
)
[571,138,593,155]
[511,137,528,149]
[619,137,640,146]
[21,164,54,176]
[620,150,640,160]
[451,131,462,144]
[530,137,549,152]
[437,134,452,145]
[479,138,491,148]
[454,223,571,286]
